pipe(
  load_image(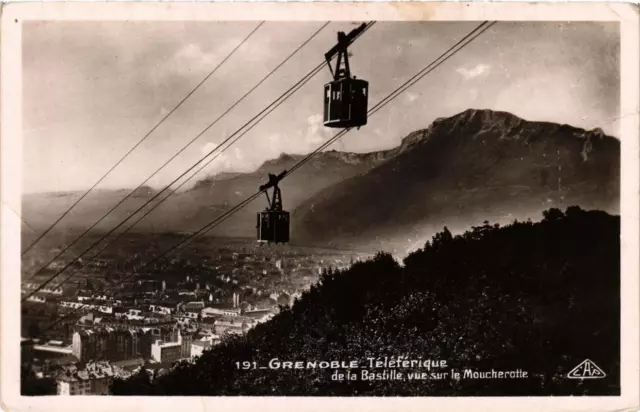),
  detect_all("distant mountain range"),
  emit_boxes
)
[293,109,619,250]
[22,109,619,252]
